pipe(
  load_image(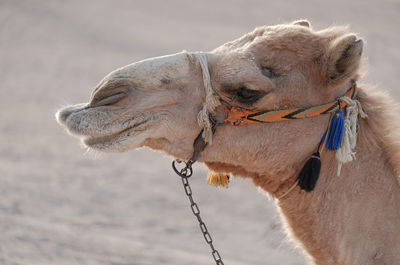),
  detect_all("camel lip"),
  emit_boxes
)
[82,118,150,148]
